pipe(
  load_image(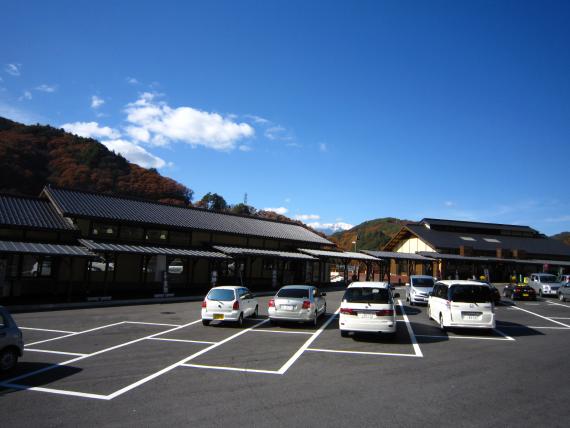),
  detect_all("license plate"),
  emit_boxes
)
[359,313,374,319]
[281,305,294,311]
[464,315,479,320]
[213,314,224,320]
[523,293,529,297]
